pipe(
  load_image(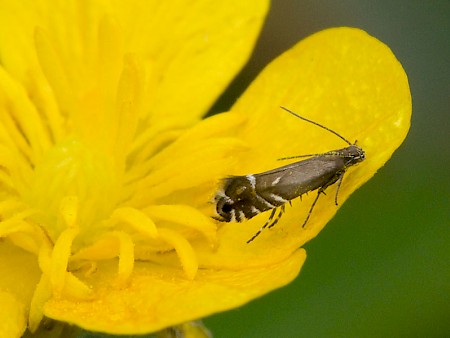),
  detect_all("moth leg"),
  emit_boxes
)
[268,204,286,229]
[247,208,277,243]
[302,189,325,228]
[334,173,345,206]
